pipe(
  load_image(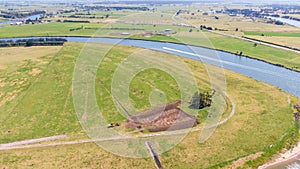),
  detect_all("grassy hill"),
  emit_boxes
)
[0,42,298,168]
